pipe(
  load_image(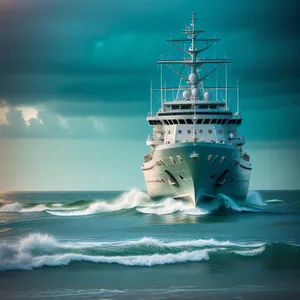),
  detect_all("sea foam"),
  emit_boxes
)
[0,233,272,271]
